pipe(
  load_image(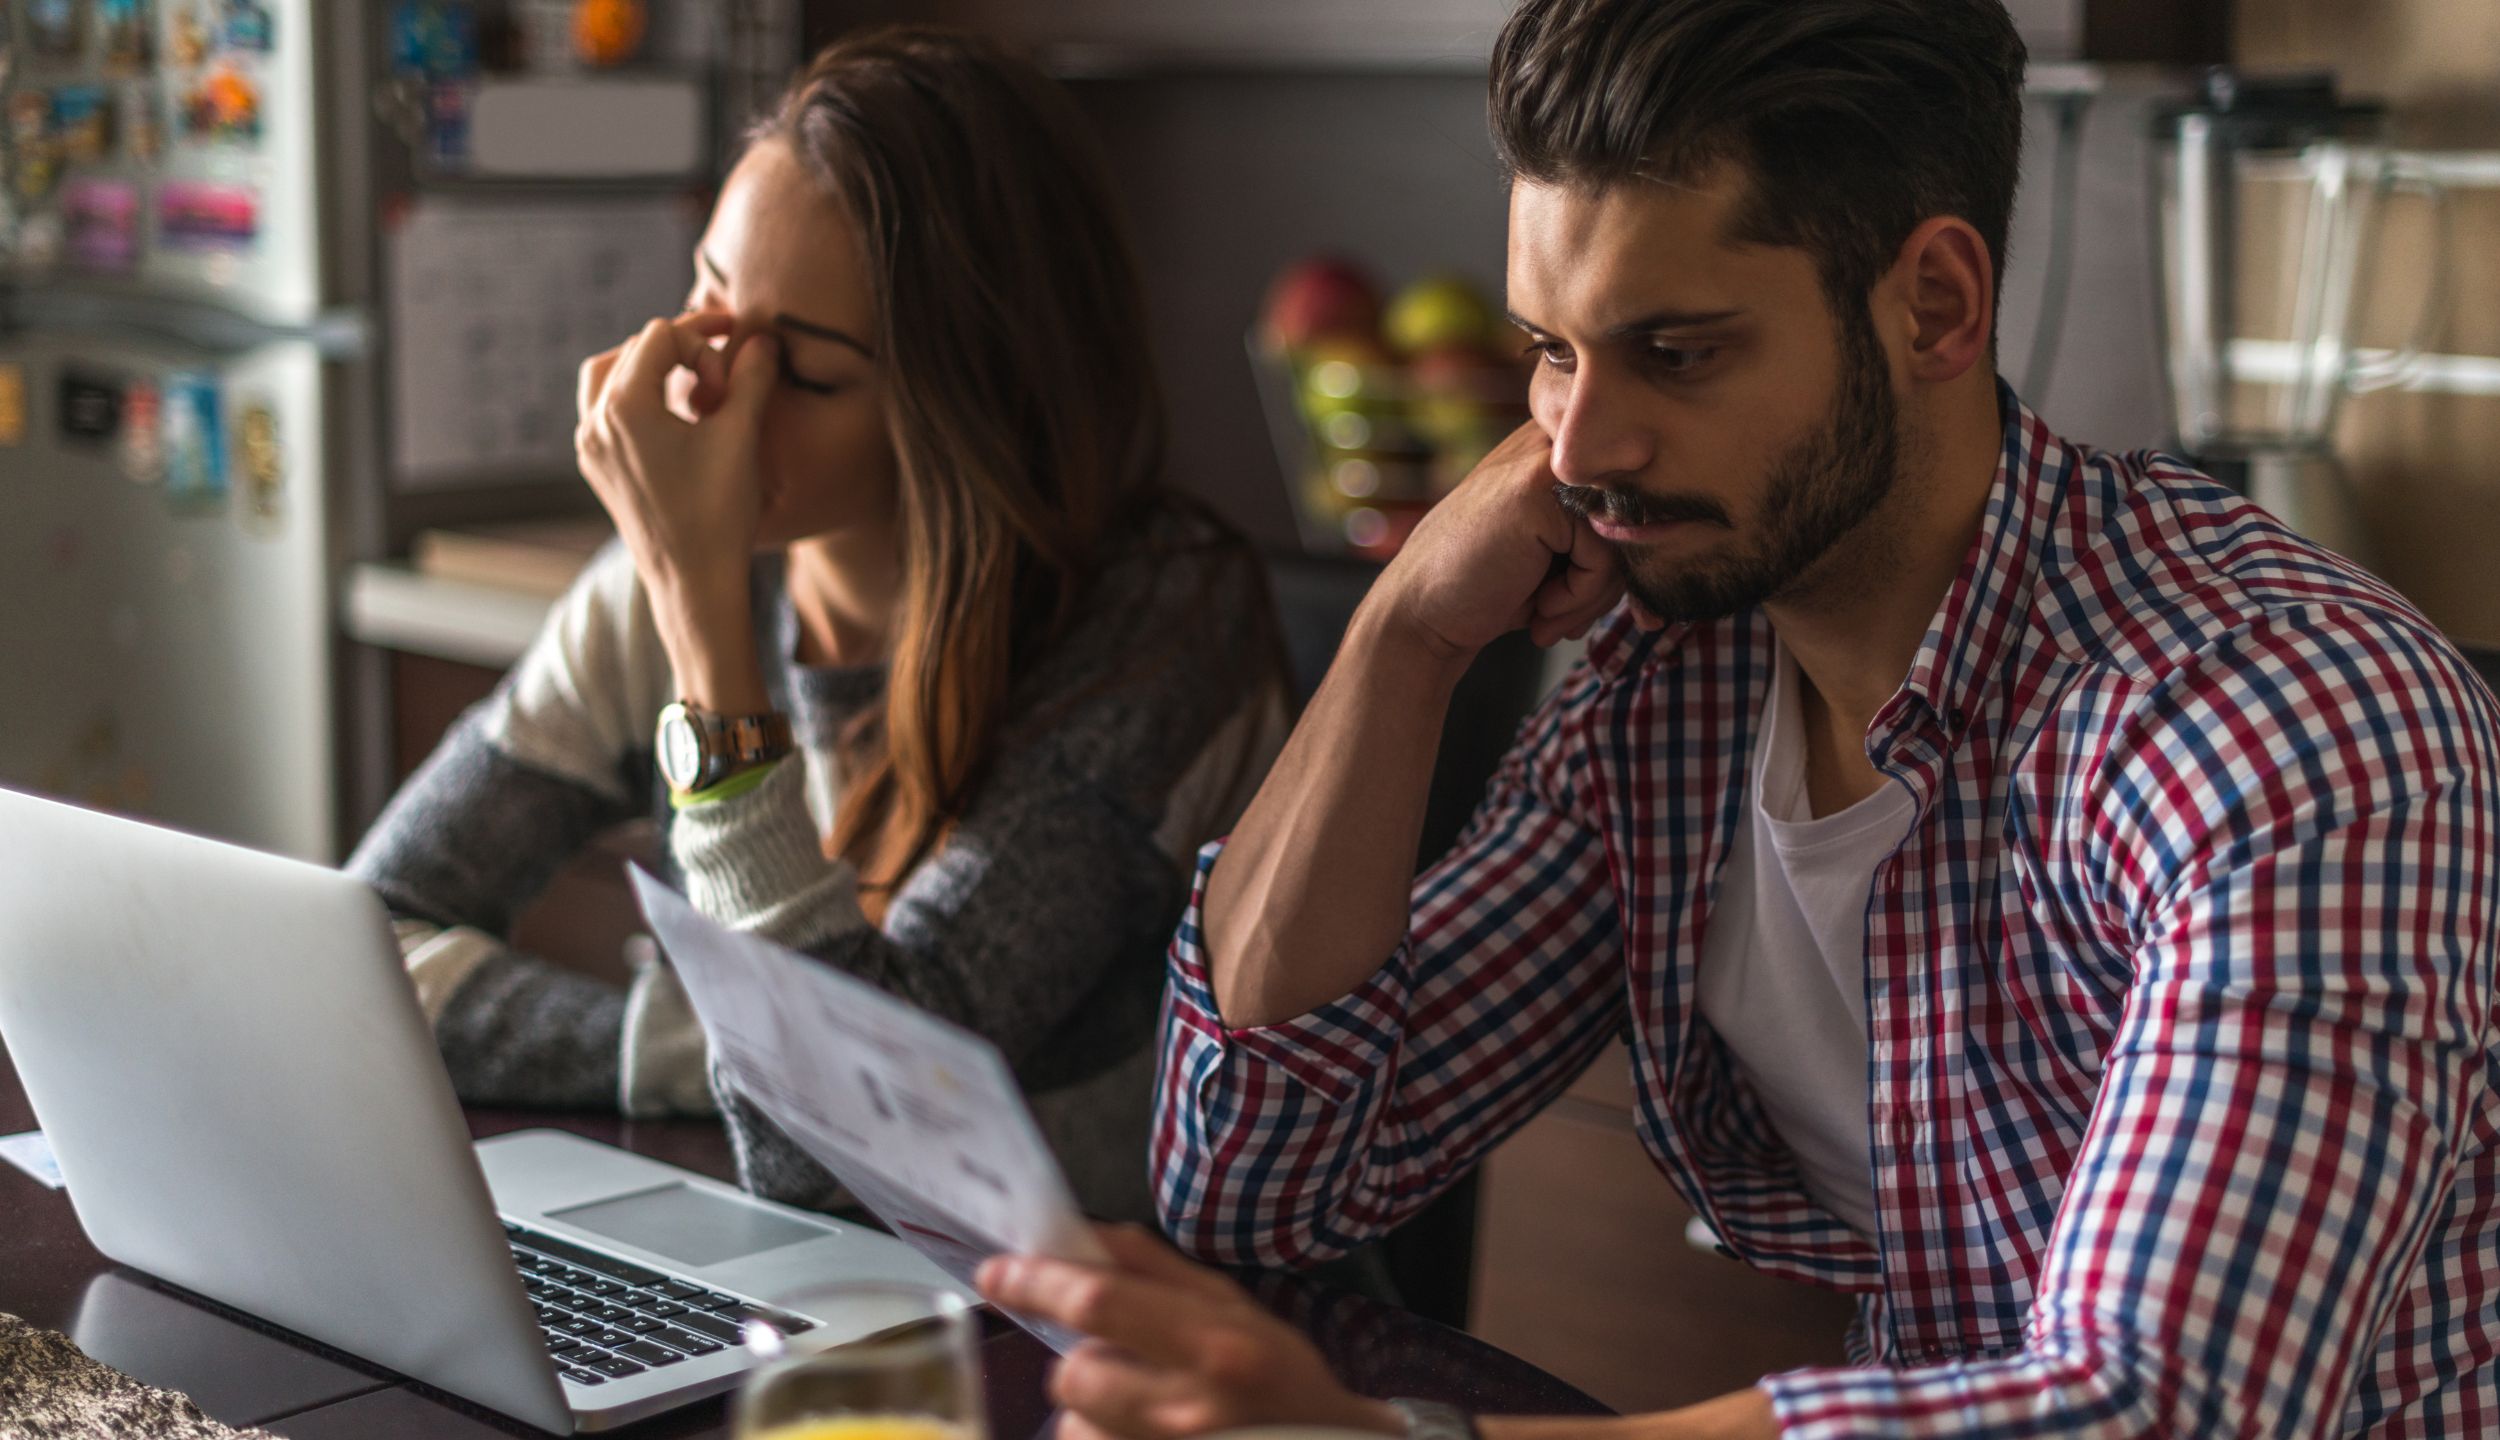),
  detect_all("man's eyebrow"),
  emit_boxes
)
[1505,308,1746,338]
[696,247,877,360]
